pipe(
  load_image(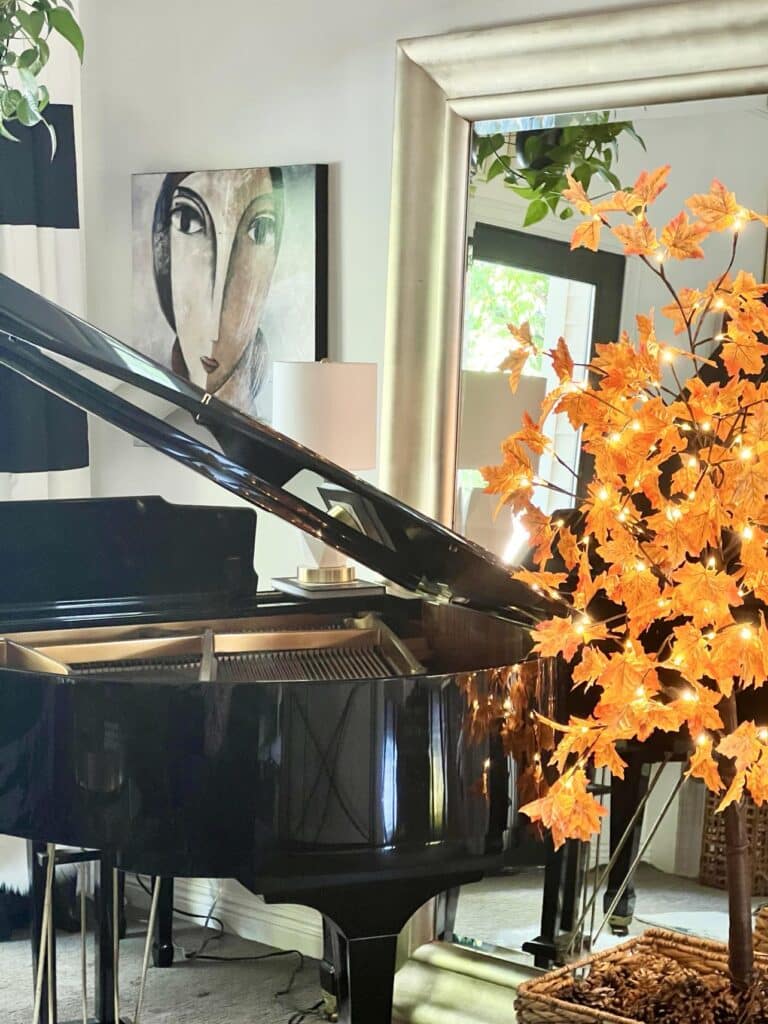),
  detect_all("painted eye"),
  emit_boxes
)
[247,214,275,245]
[170,203,205,235]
